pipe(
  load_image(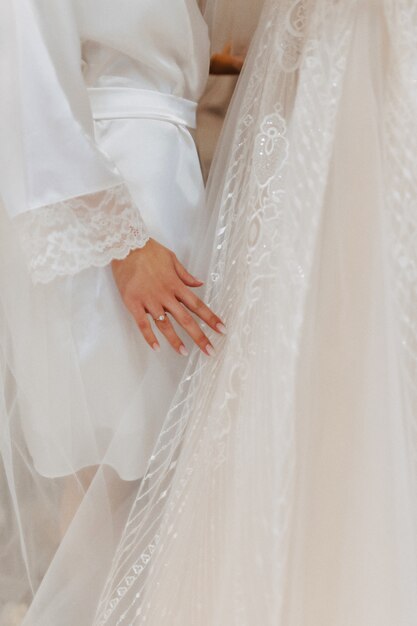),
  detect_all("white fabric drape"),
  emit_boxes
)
[0,1,210,623]
[0,0,151,283]
[91,1,417,624]
[0,0,210,283]
[3,0,417,624]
